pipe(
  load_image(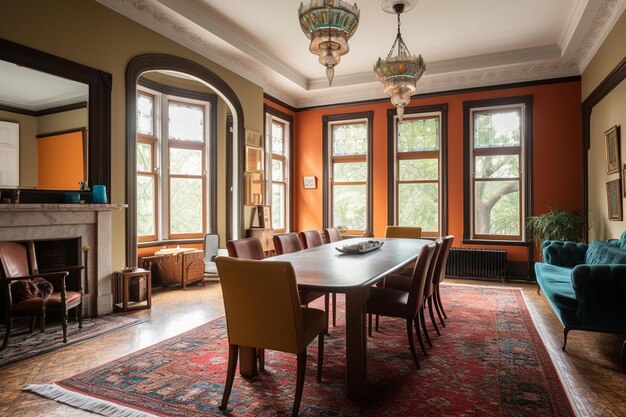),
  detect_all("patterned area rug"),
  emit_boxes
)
[26,285,575,417]
[1,315,145,368]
